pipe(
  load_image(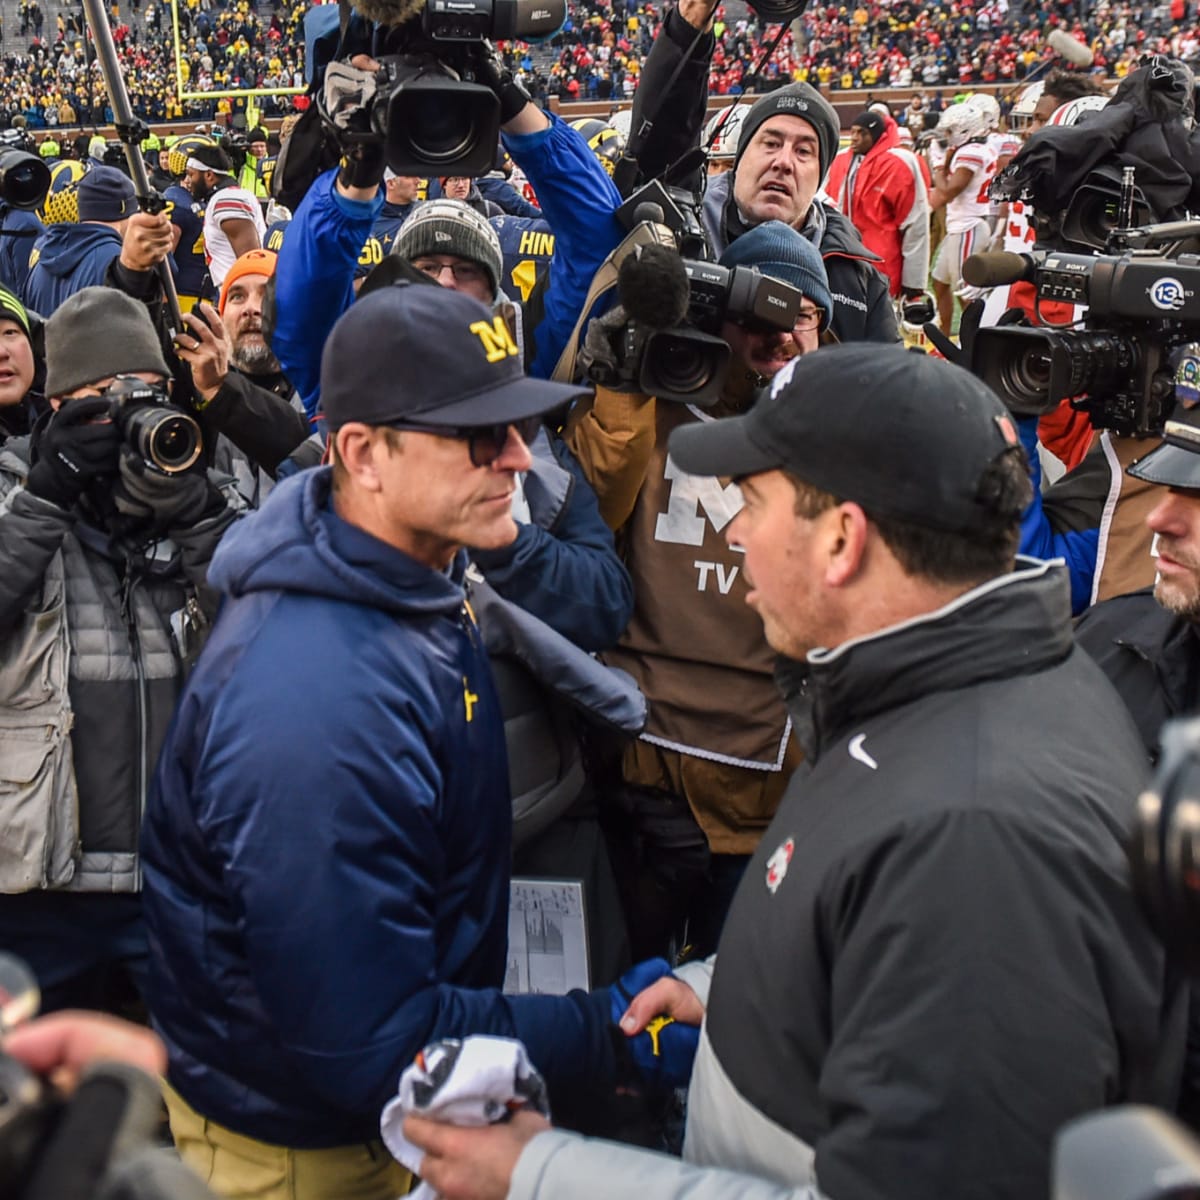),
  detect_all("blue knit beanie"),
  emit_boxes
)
[719,221,833,331]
